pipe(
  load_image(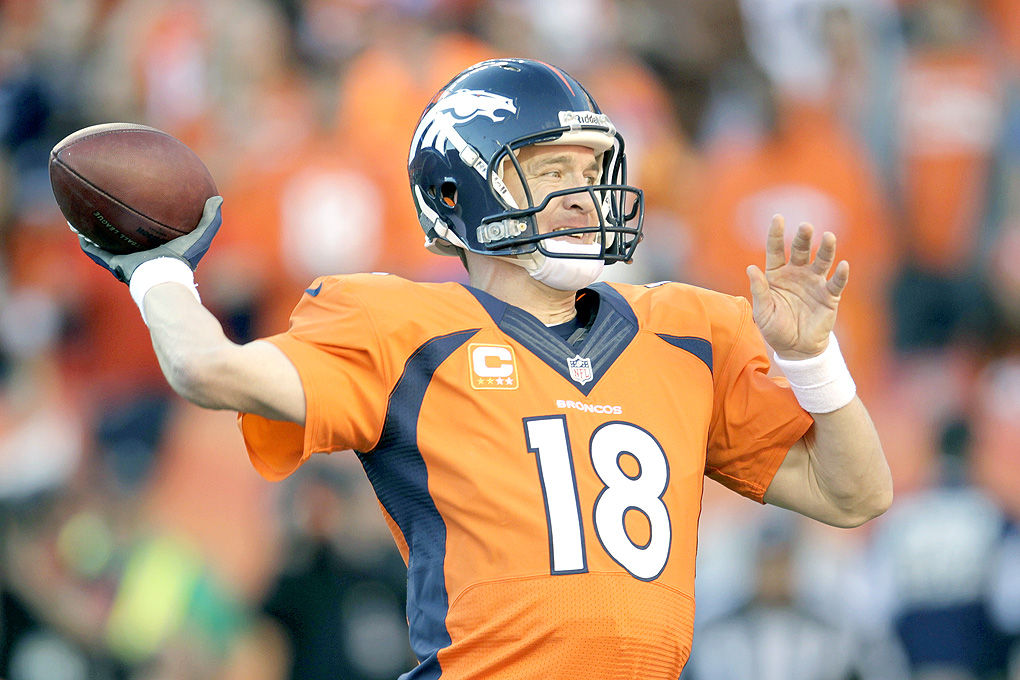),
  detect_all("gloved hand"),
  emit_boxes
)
[79,195,223,283]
